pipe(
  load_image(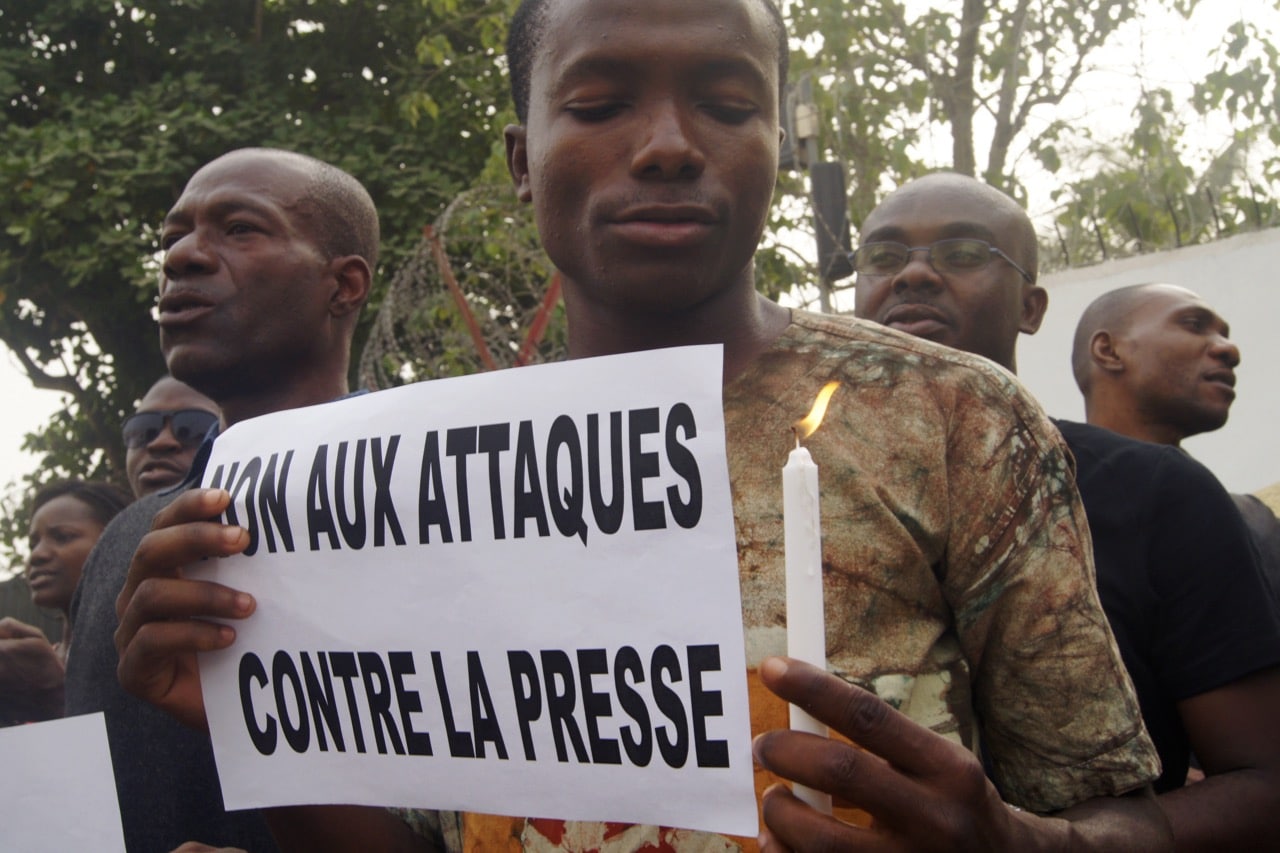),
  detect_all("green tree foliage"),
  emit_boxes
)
[775,0,1280,302]
[783,0,1172,223]
[768,0,1199,310]
[1048,8,1280,268]
[0,0,516,564]
[5,0,1278,569]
